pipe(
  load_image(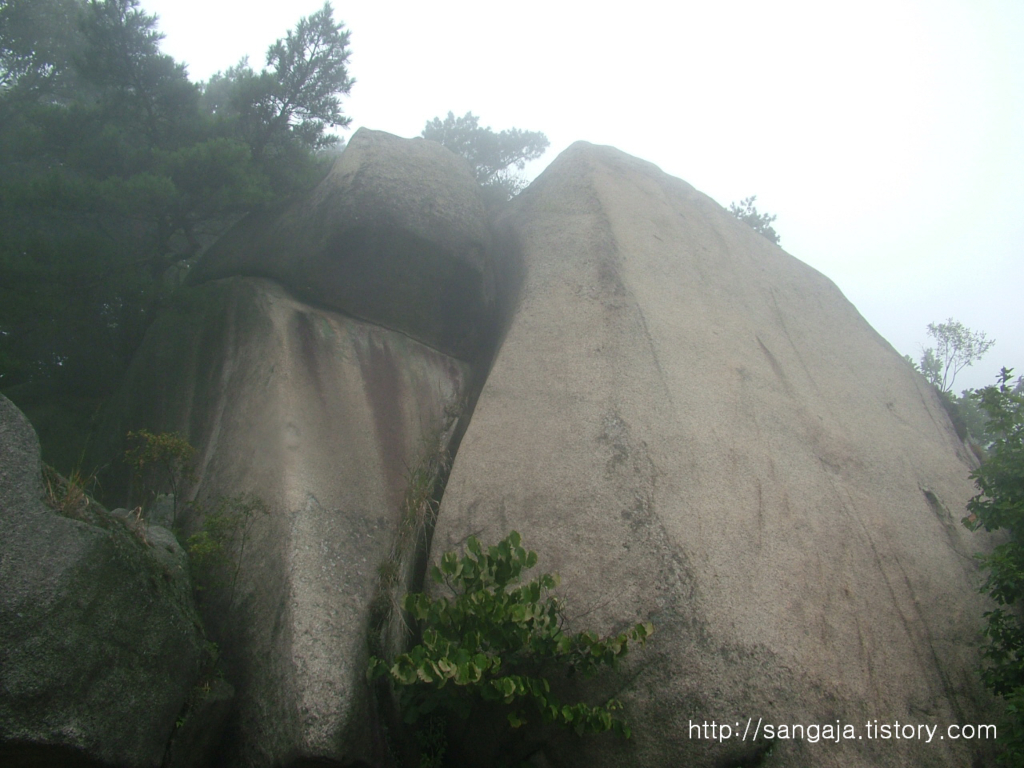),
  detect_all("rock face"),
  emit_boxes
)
[188,127,498,361]
[91,129,495,766]
[430,142,996,767]
[0,395,204,767]
[65,131,998,767]
[96,275,472,767]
